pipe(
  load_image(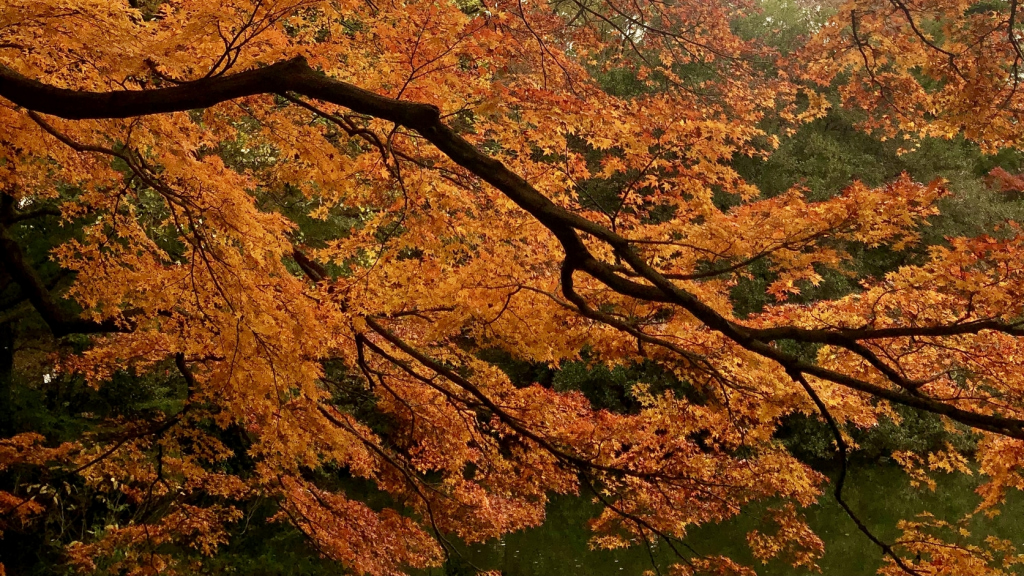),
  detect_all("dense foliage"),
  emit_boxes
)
[6,0,1024,575]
